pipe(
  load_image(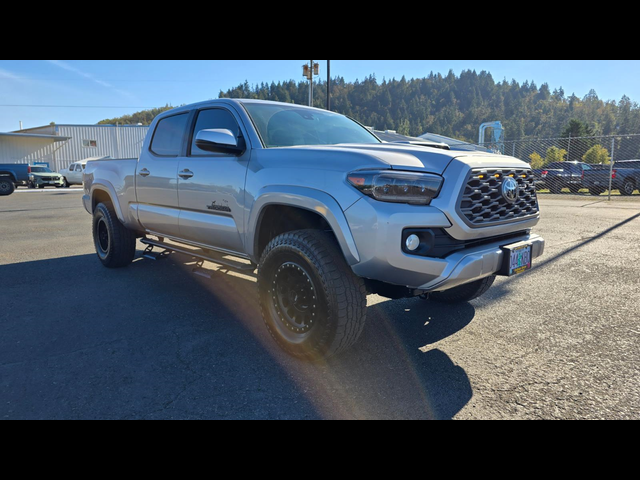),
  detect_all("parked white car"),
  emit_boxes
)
[60,157,110,187]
